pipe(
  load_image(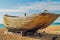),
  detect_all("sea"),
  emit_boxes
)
[0,22,60,28]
